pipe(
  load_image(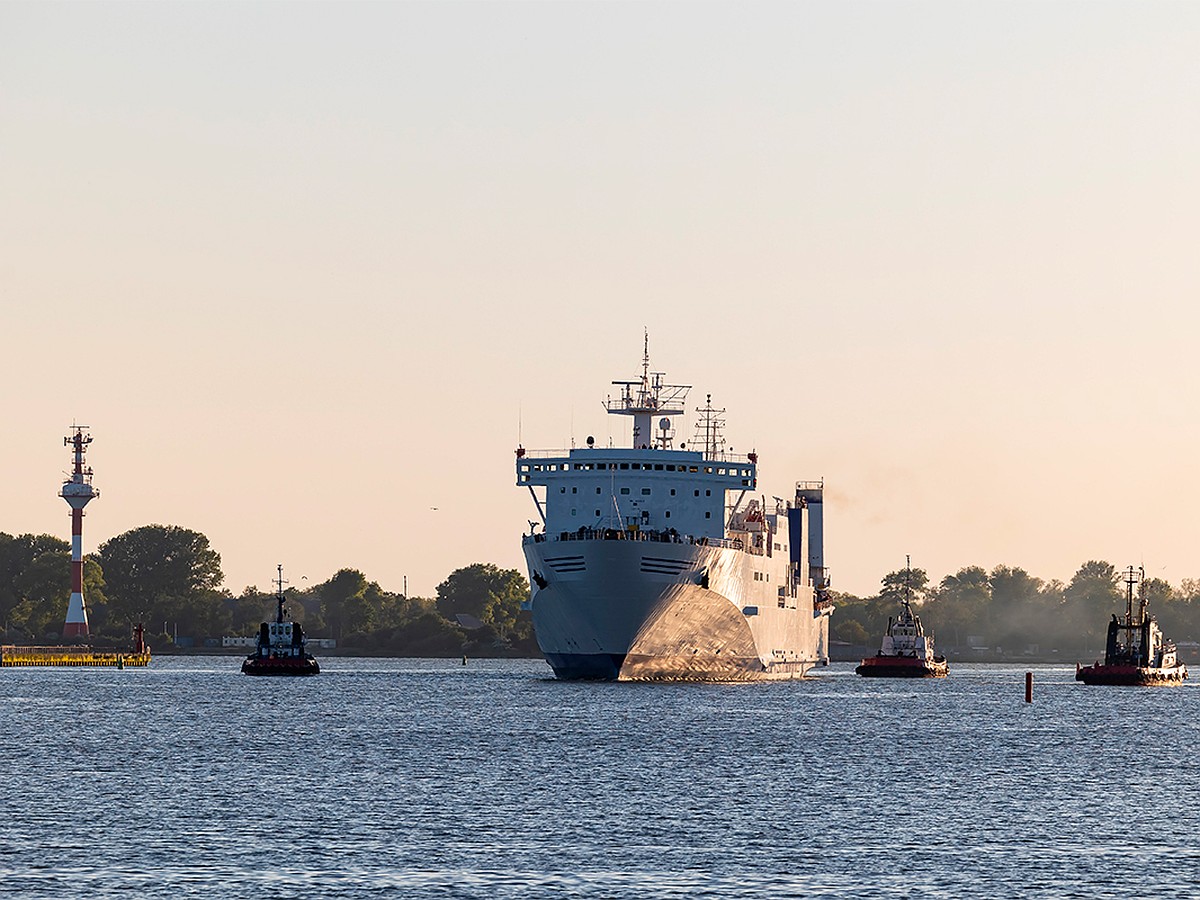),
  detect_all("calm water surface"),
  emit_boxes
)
[2,658,1198,898]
